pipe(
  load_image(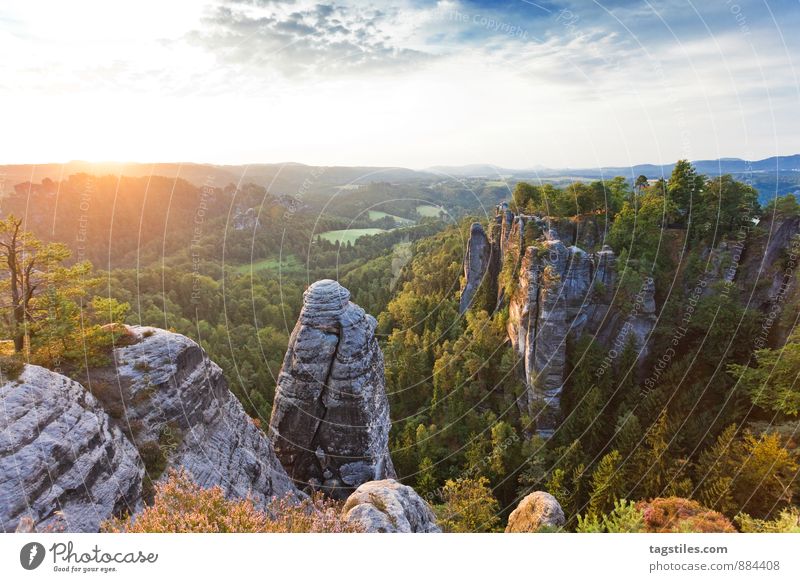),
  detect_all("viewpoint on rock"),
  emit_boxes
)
[2,5,800,576]
[268,279,395,499]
